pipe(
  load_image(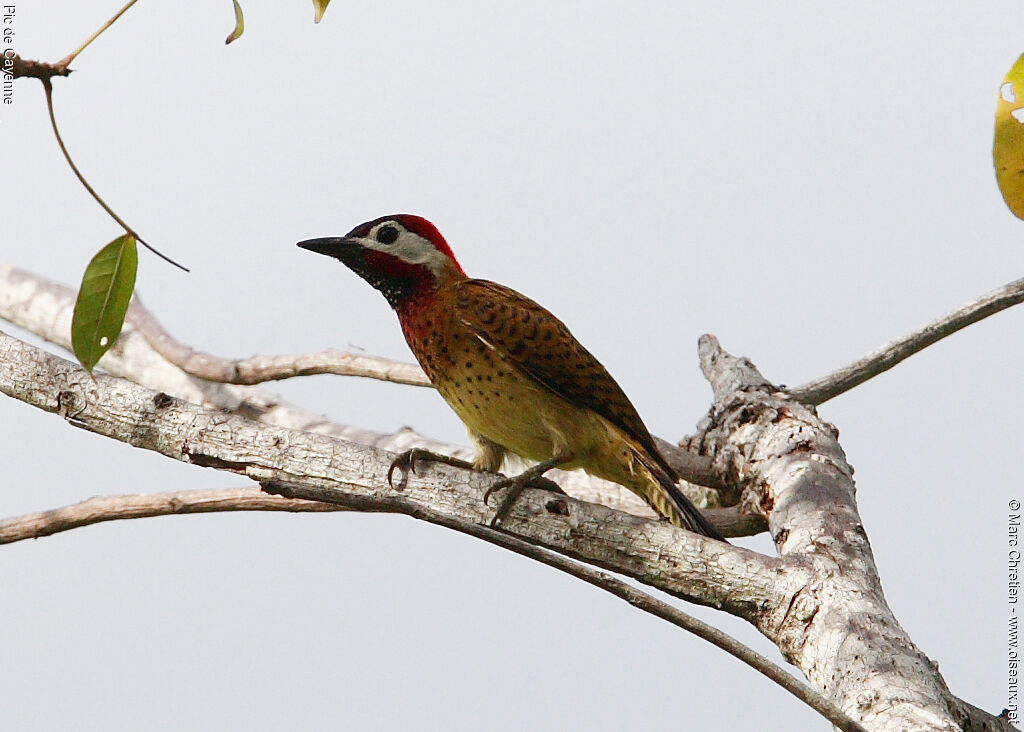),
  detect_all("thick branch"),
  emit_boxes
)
[0,479,754,545]
[696,334,970,732]
[790,276,1024,405]
[0,328,778,613]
